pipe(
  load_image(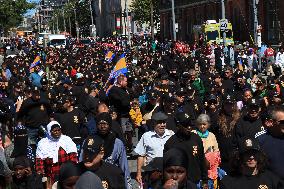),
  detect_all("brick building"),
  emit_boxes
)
[159,0,284,44]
